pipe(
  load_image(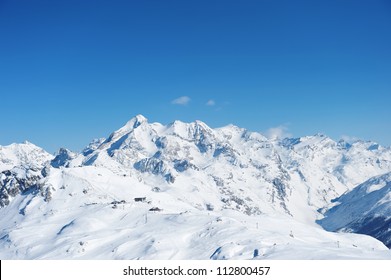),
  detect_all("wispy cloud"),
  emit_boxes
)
[171,96,191,106]
[340,135,359,143]
[265,125,292,140]
[206,99,215,106]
